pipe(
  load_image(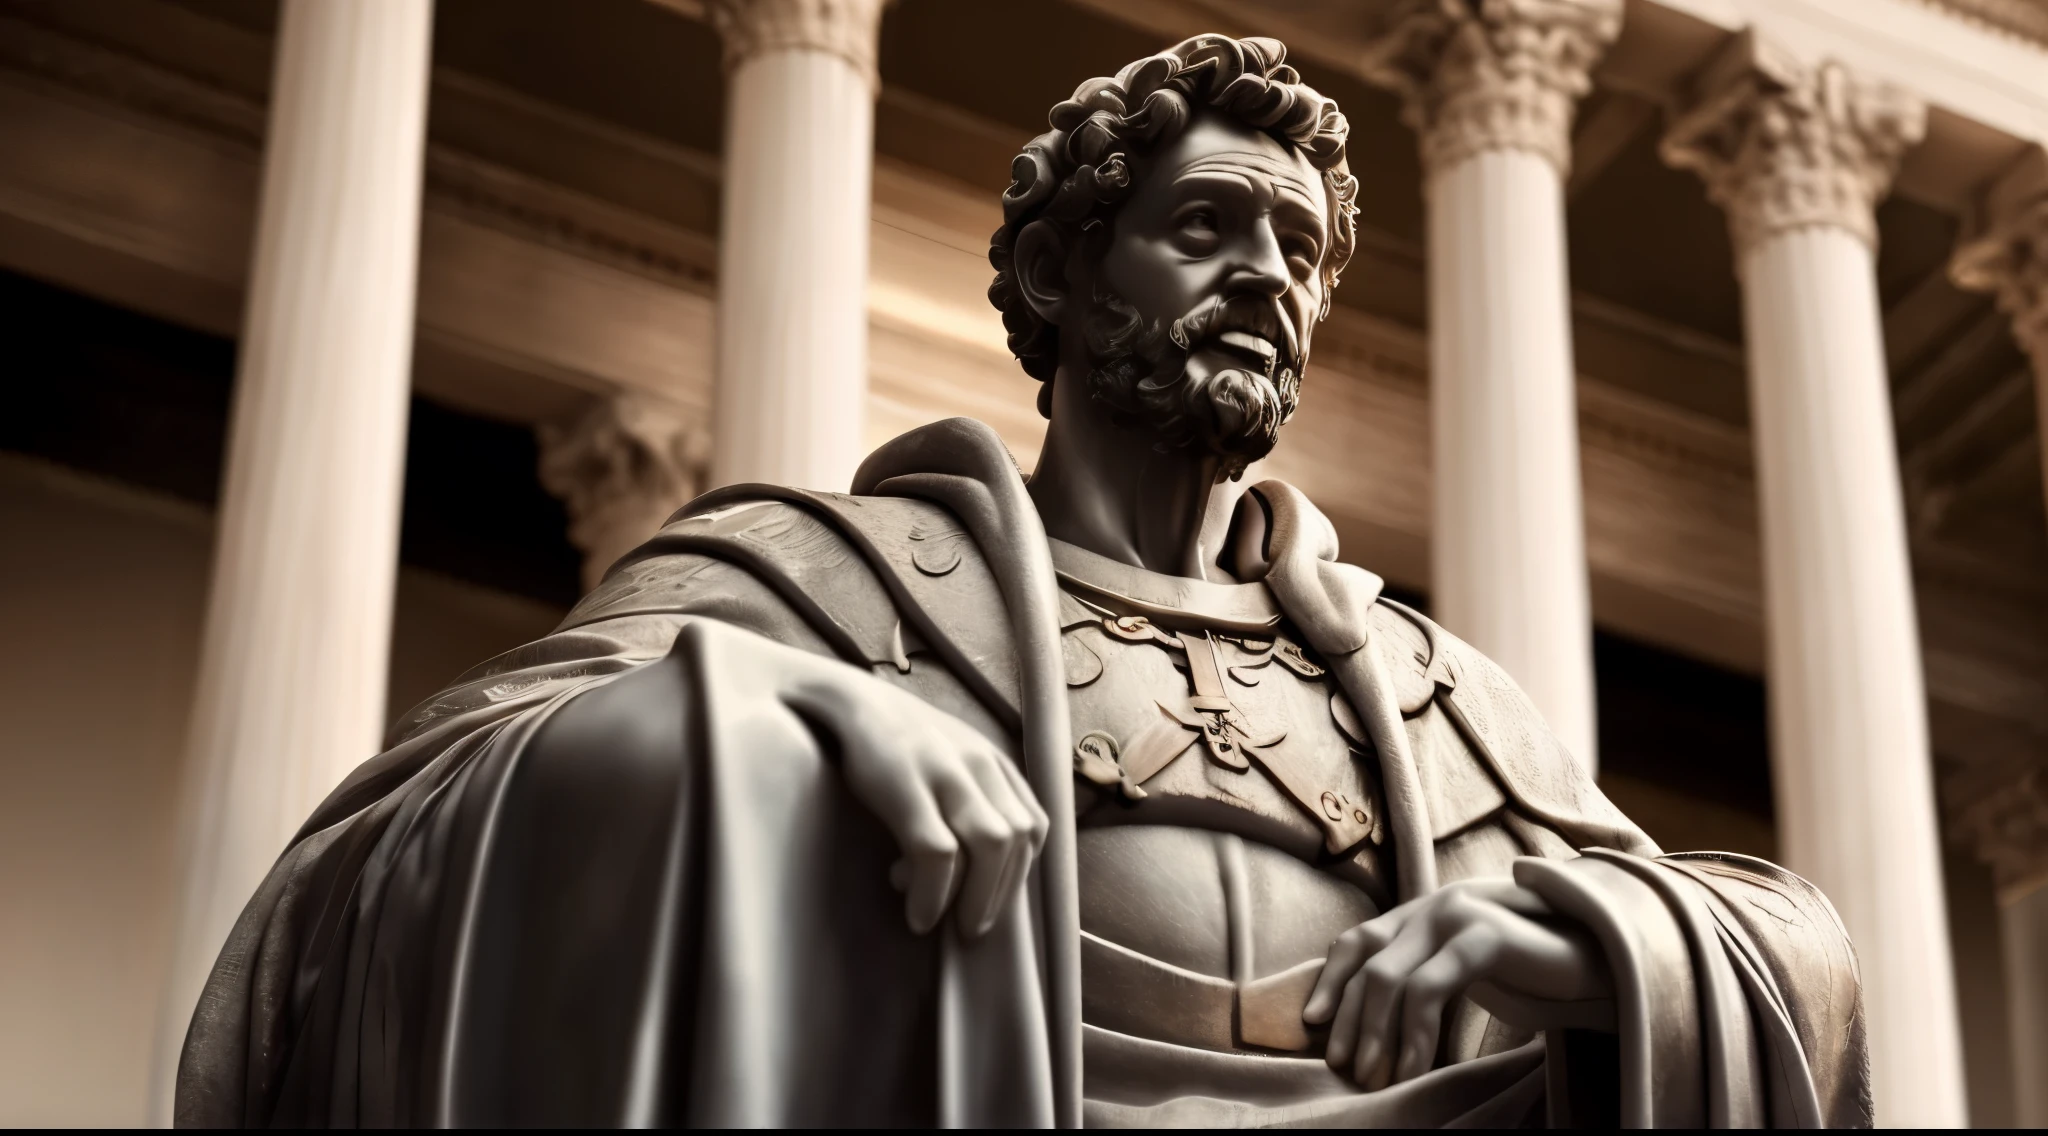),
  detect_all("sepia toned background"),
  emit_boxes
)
[1,0,2045,1125]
